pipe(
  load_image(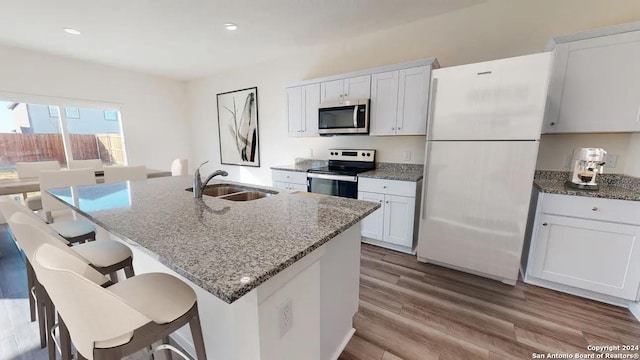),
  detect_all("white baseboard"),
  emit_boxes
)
[361,238,415,254]
[329,328,355,360]
[628,302,640,322]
